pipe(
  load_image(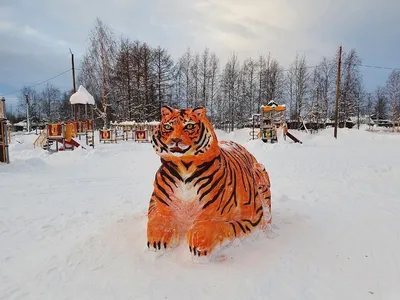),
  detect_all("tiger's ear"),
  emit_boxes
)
[192,107,206,118]
[161,106,174,119]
